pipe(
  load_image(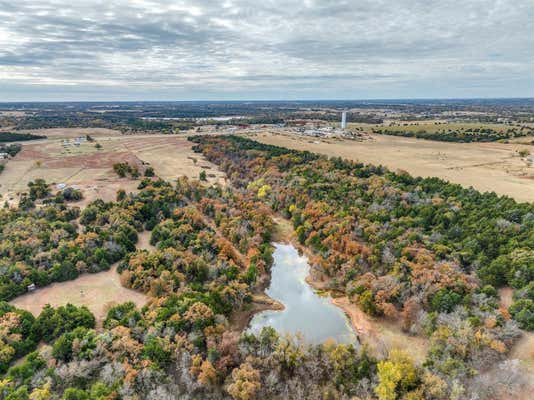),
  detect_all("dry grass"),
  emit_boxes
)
[137,230,156,252]
[253,131,534,203]
[9,264,148,325]
[0,130,225,207]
